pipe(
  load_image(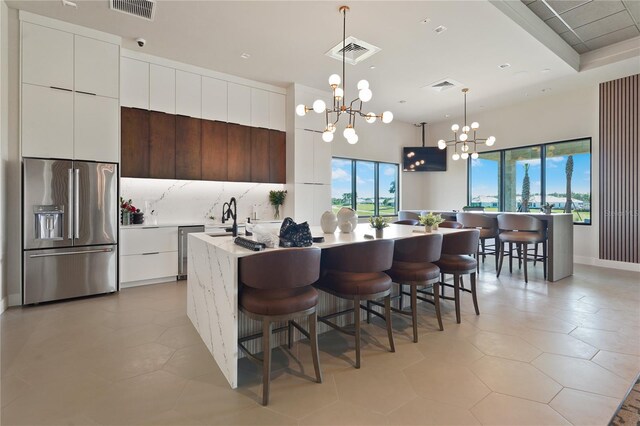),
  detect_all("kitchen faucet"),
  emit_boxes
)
[222,198,238,237]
